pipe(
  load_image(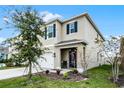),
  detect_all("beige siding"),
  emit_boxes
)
[83,16,103,69]
[61,17,85,41]
[40,21,63,46]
